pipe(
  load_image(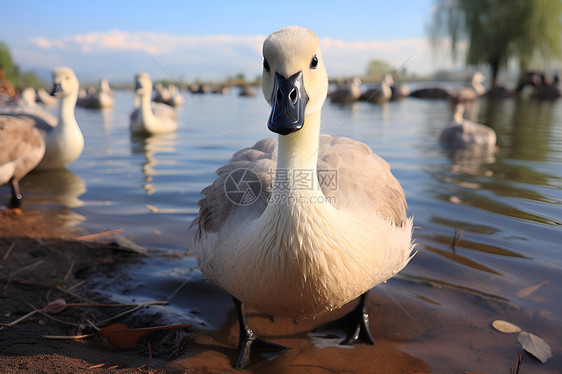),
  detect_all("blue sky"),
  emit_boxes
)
[2,0,465,84]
